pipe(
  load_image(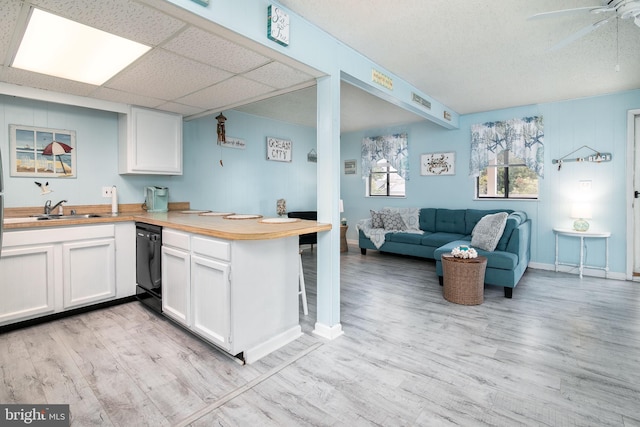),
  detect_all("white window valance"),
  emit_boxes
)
[361,133,409,180]
[470,116,544,178]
